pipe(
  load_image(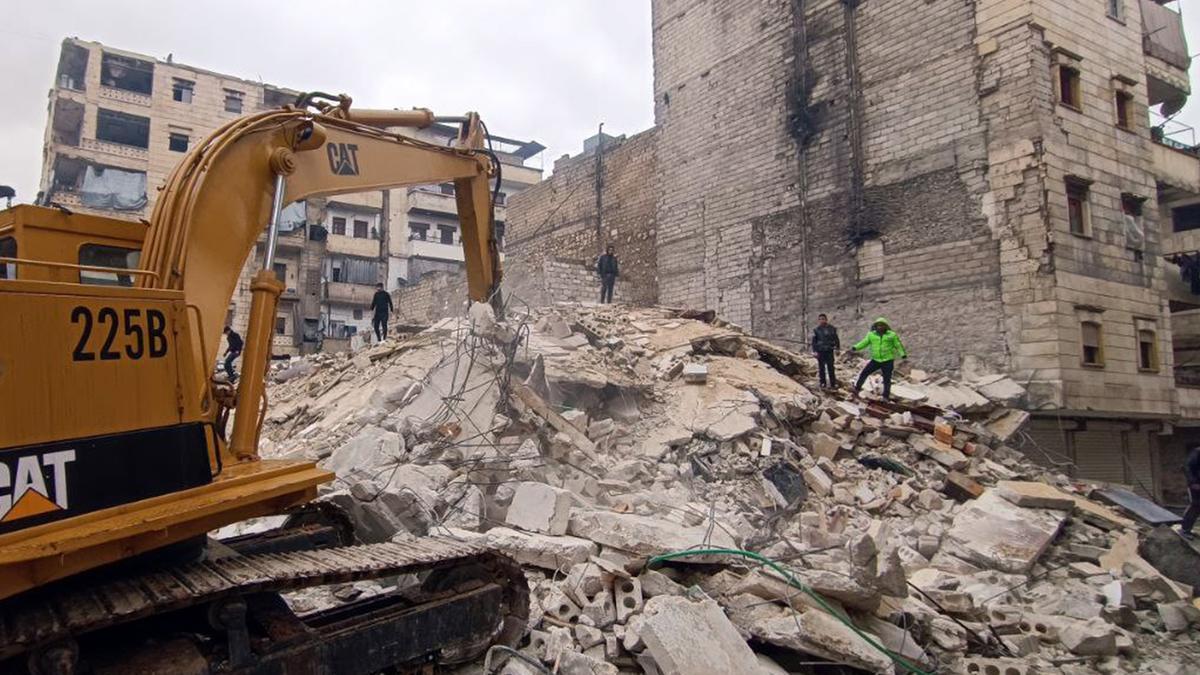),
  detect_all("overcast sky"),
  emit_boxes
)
[2,2,1200,204]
